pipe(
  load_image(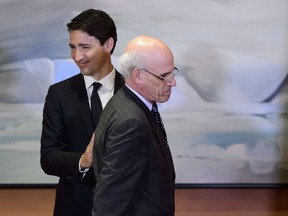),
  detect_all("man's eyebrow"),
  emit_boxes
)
[79,43,92,47]
[69,43,92,47]
[160,71,172,77]
[160,67,177,77]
